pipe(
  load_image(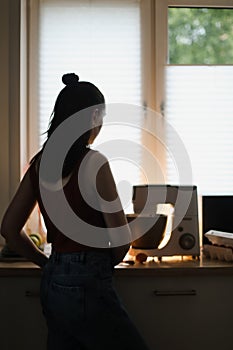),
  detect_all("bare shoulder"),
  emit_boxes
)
[83,149,110,181]
[86,150,112,178]
[85,149,109,166]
